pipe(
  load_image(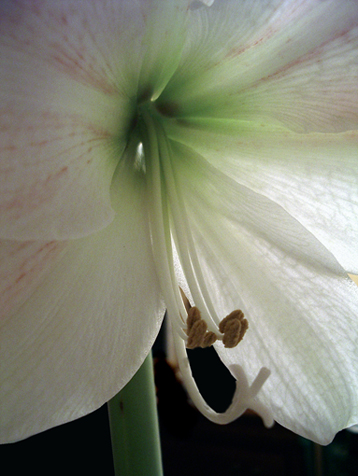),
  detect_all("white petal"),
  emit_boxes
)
[237,17,358,133]
[0,240,67,322]
[170,142,358,444]
[167,122,358,272]
[160,0,358,132]
[0,164,164,443]
[136,0,188,100]
[0,1,147,239]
